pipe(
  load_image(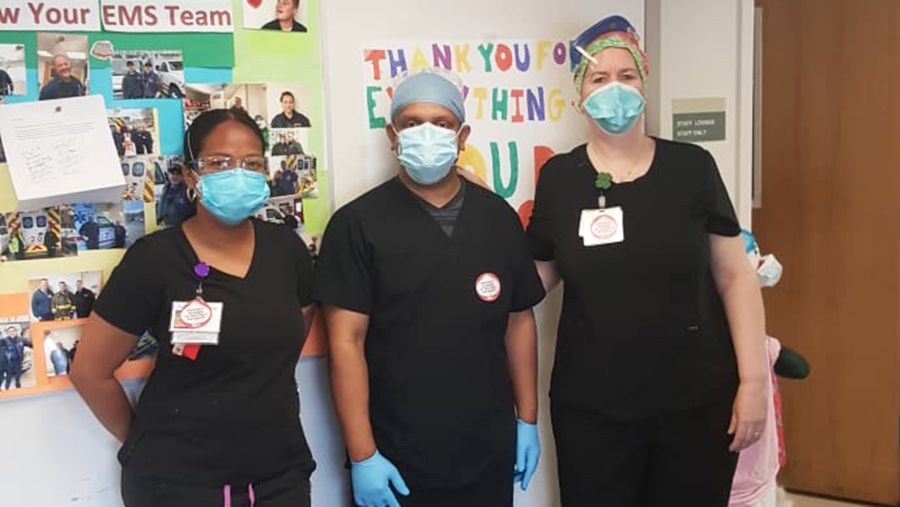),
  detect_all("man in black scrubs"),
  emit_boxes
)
[39,54,85,101]
[315,71,545,507]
